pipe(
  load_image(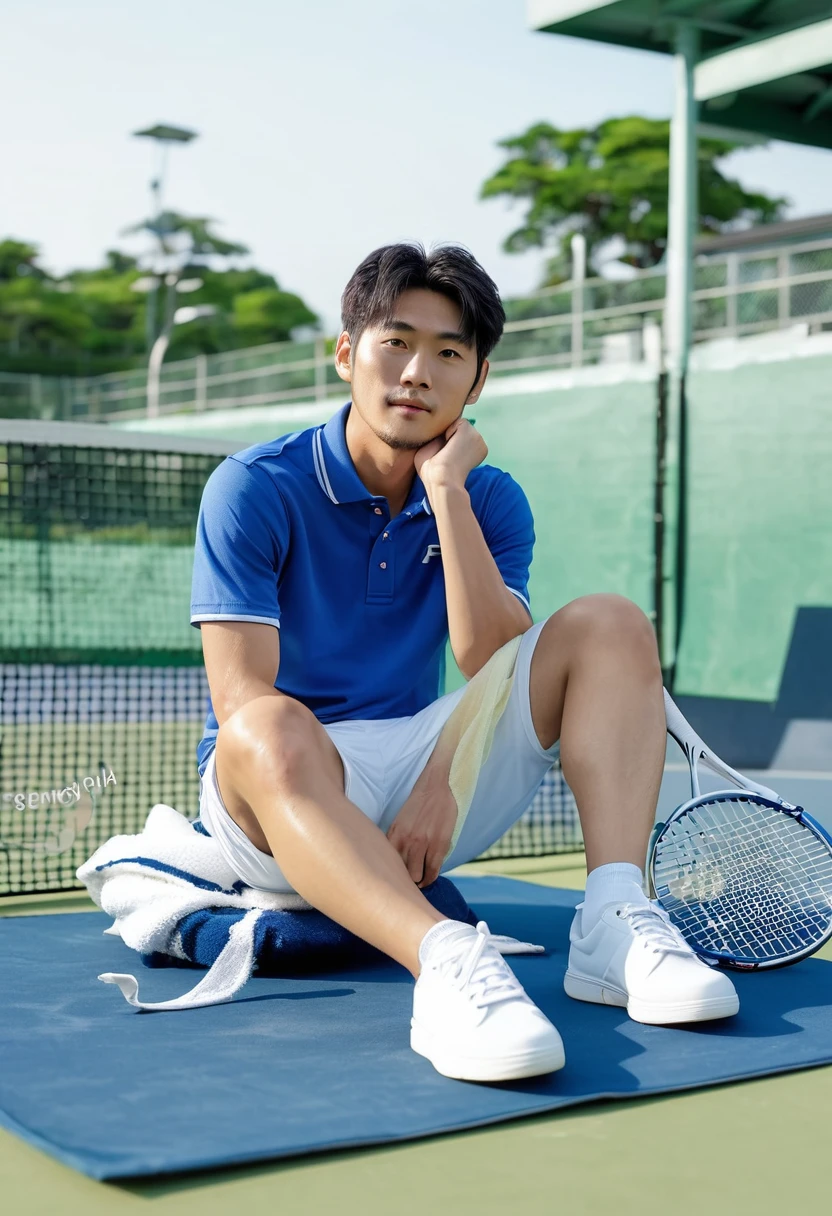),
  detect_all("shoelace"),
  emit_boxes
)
[616,902,694,957]
[430,921,526,1009]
